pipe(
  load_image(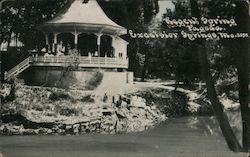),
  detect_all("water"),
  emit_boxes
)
[0,116,247,157]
